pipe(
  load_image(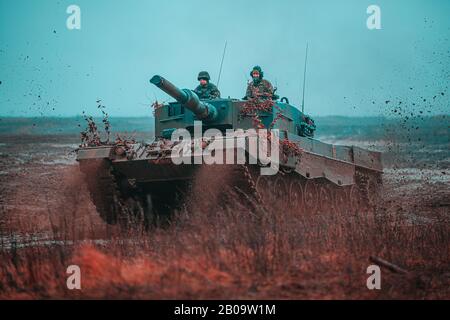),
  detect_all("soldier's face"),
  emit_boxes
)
[252,71,260,79]
[199,79,207,86]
